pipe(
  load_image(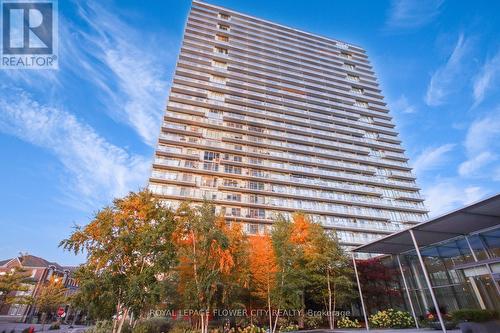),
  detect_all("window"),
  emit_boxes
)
[218,24,230,31]
[247,224,259,234]
[340,52,353,59]
[250,169,265,177]
[249,208,265,219]
[224,165,242,174]
[226,193,241,201]
[359,116,373,123]
[219,12,230,20]
[215,34,229,42]
[223,179,238,187]
[204,151,220,161]
[208,91,225,101]
[205,130,222,140]
[203,162,219,171]
[210,75,226,84]
[336,41,349,49]
[344,63,356,70]
[355,101,368,108]
[248,126,264,133]
[214,46,228,55]
[249,181,264,190]
[212,60,227,69]
[201,176,216,187]
[227,122,243,129]
[350,87,364,94]
[347,74,359,82]
[248,157,262,165]
[230,208,241,216]
[207,109,223,118]
[249,195,265,204]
